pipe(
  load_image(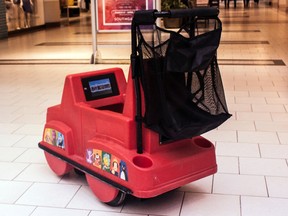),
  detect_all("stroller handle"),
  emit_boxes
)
[132,8,219,25]
[165,8,219,18]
